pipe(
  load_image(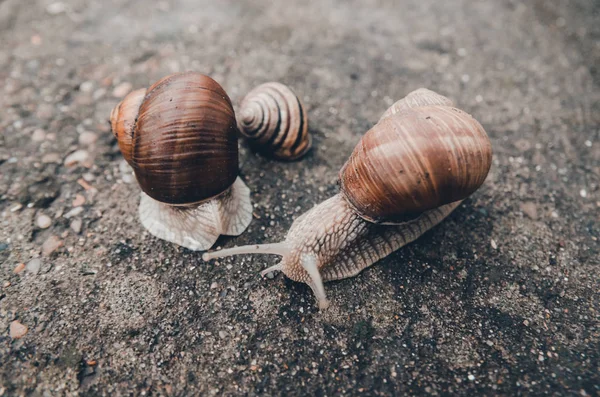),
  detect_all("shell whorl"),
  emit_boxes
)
[238,82,311,160]
[379,88,454,121]
[110,88,147,164]
[340,92,492,224]
[109,72,239,205]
